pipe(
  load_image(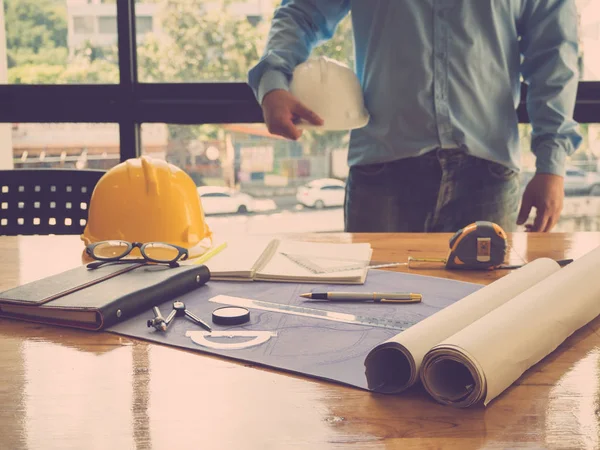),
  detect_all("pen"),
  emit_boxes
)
[300,292,422,303]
